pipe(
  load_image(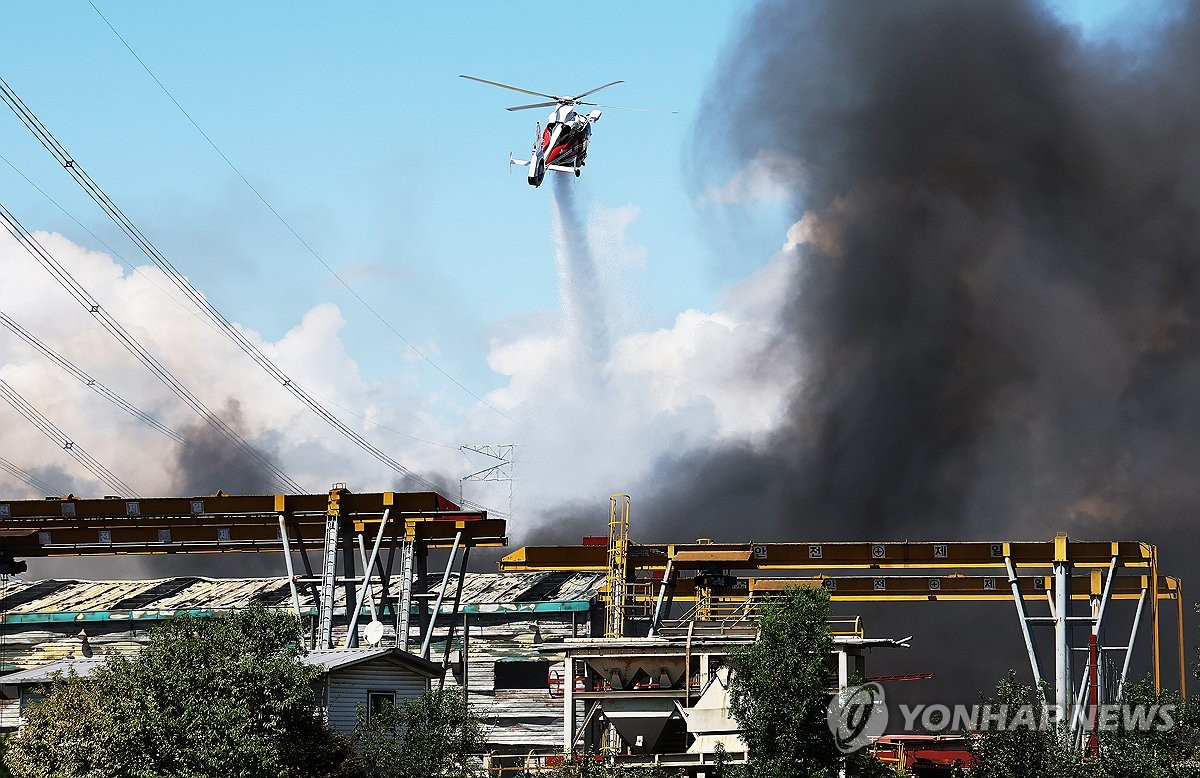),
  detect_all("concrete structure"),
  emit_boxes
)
[537,629,908,774]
